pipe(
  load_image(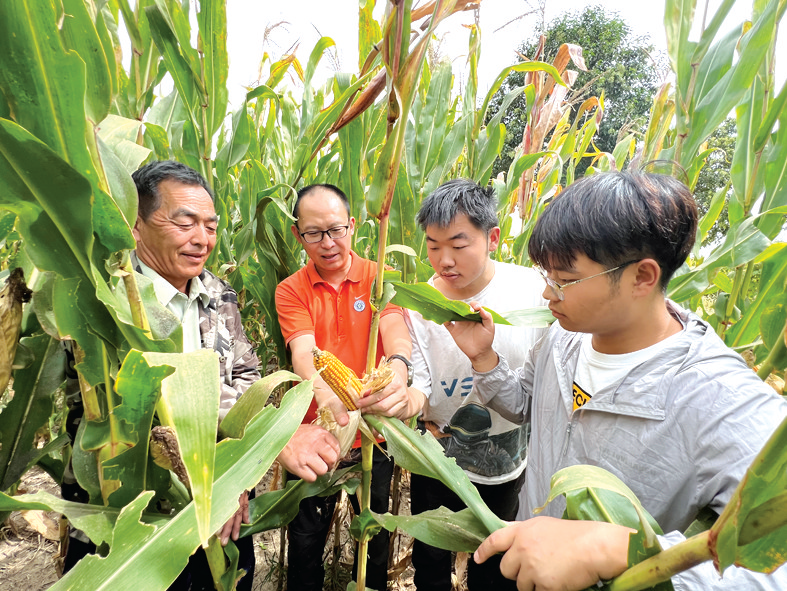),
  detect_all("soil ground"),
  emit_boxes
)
[0,467,466,591]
